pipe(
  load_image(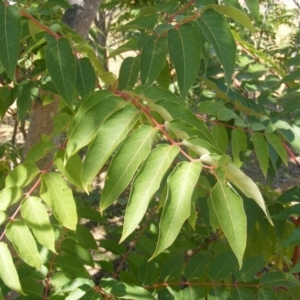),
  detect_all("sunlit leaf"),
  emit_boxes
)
[5,163,40,188]
[40,173,77,230]
[82,104,140,190]
[210,181,246,267]
[0,242,25,295]
[121,144,180,242]
[6,219,41,268]
[151,161,202,259]
[21,196,56,253]
[66,91,125,157]
[100,125,158,212]
[0,186,23,210]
